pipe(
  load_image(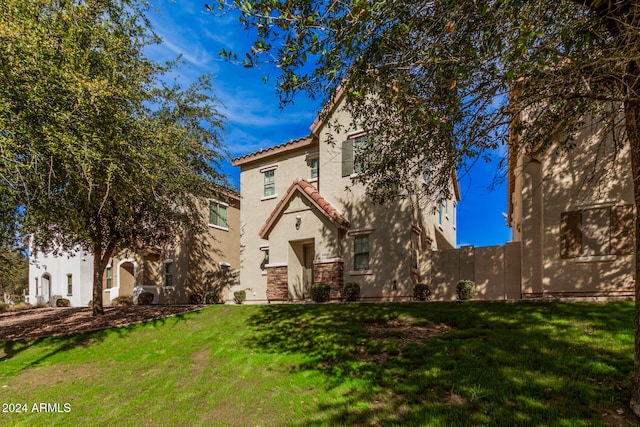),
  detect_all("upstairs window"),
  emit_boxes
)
[67,274,73,296]
[342,135,369,176]
[560,205,633,259]
[264,169,275,197]
[209,200,228,229]
[310,158,319,180]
